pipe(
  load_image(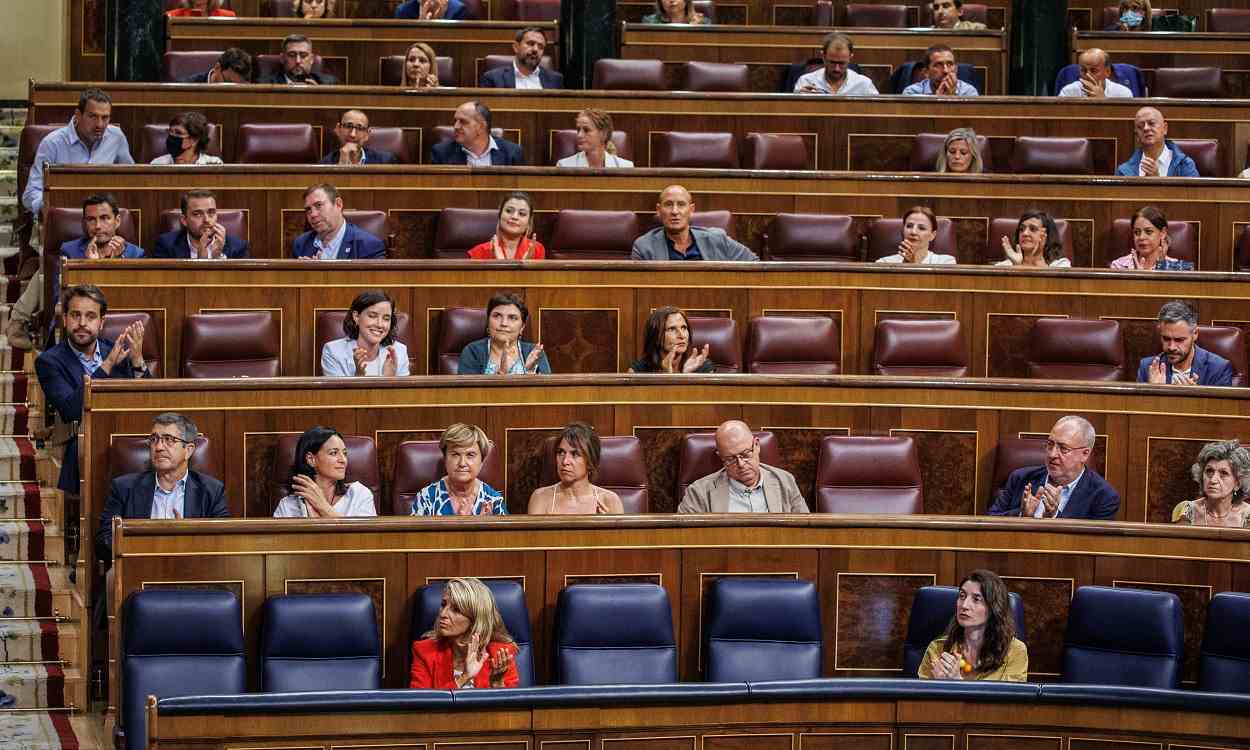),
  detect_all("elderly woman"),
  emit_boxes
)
[274,426,377,517]
[321,289,410,377]
[629,306,711,373]
[151,112,222,166]
[643,0,710,23]
[1173,441,1250,527]
[876,206,956,265]
[1107,0,1152,30]
[1110,206,1192,271]
[919,569,1028,681]
[467,193,545,260]
[458,292,551,375]
[401,42,440,88]
[996,210,1072,267]
[557,110,634,168]
[410,577,518,689]
[528,423,625,514]
[167,0,236,16]
[293,0,336,17]
[936,128,983,174]
[411,424,508,516]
